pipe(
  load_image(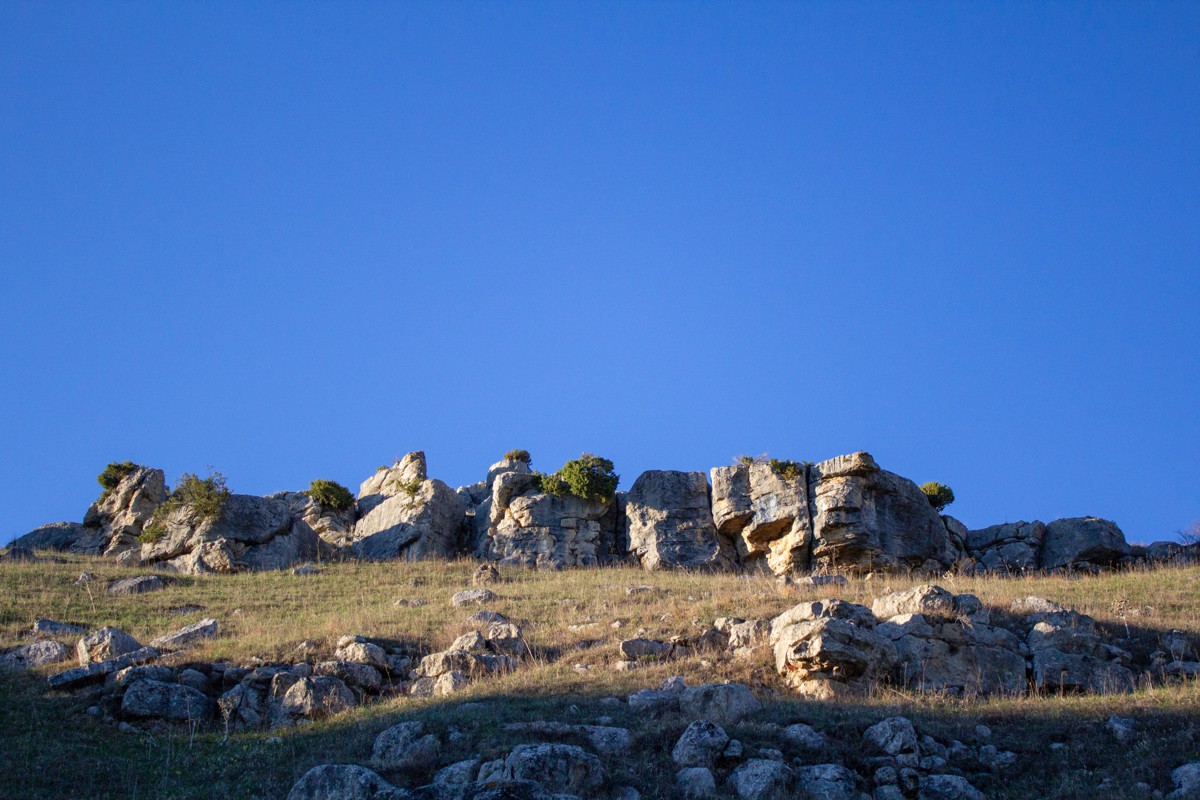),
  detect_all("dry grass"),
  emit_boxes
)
[1,555,1198,799]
